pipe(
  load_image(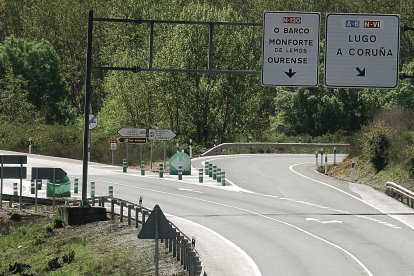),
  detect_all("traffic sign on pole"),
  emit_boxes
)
[117,137,147,144]
[88,114,98,130]
[148,129,176,141]
[118,128,147,137]
[324,13,400,88]
[262,12,320,87]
